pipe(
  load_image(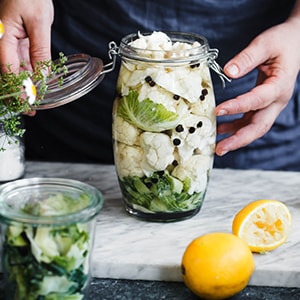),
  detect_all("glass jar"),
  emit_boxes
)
[112,32,226,222]
[0,118,25,182]
[0,177,103,300]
